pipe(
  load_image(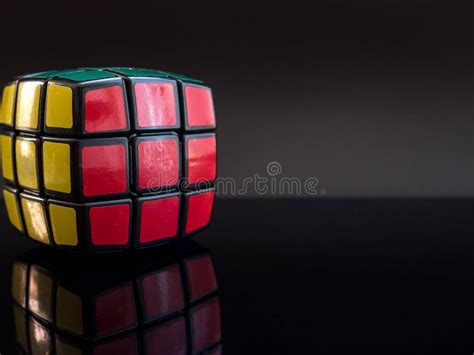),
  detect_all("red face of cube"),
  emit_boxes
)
[184,85,215,128]
[95,283,137,336]
[186,135,216,185]
[185,191,215,234]
[82,144,128,197]
[191,298,221,353]
[89,203,130,245]
[85,85,127,133]
[140,265,184,322]
[185,255,217,302]
[134,82,178,128]
[143,318,187,355]
[137,138,179,191]
[139,195,180,244]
